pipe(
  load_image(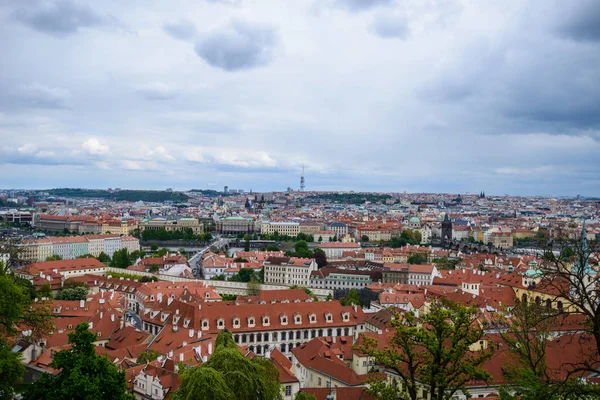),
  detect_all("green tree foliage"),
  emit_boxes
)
[432,257,461,270]
[0,262,53,398]
[229,268,257,283]
[23,322,134,400]
[110,248,131,268]
[294,393,317,400]
[294,240,312,258]
[149,264,159,273]
[210,274,226,281]
[150,244,159,251]
[361,235,370,242]
[265,245,280,251]
[139,275,158,282]
[141,228,210,241]
[37,283,54,299]
[137,350,162,365]
[128,250,144,264]
[390,229,422,248]
[46,188,189,202]
[77,253,96,258]
[244,238,250,251]
[63,280,89,290]
[356,300,492,400]
[97,251,111,263]
[45,254,62,261]
[156,247,170,257]
[497,301,600,400]
[235,257,250,263]
[305,193,393,205]
[339,288,360,306]
[173,331,282,400]
[247,277,262,296]
[407,253,428,264]
[56,286,88,300]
